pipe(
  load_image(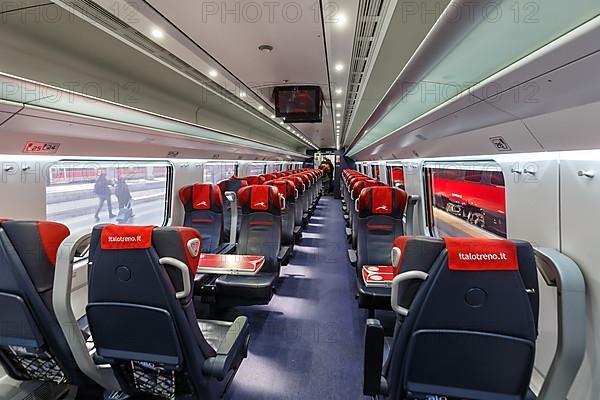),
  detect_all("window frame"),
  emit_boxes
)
[422,160,506,239]
[46,159,173,231]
